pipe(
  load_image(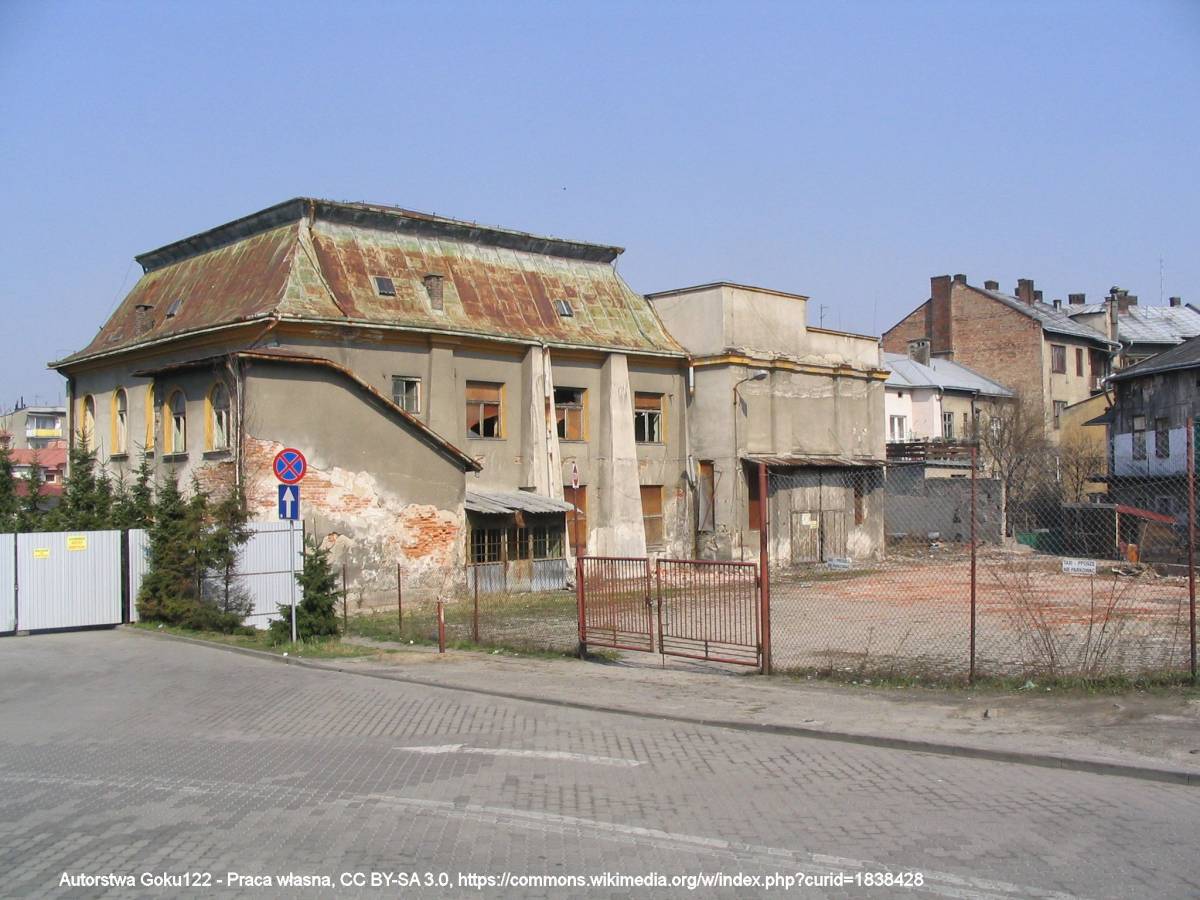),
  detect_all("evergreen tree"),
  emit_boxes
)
[204,484,252,616]
[127,453,156,528]
[270,536,341,643]
[0,443,18,533]
[18,450,45,531]
[59,441,114,530]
